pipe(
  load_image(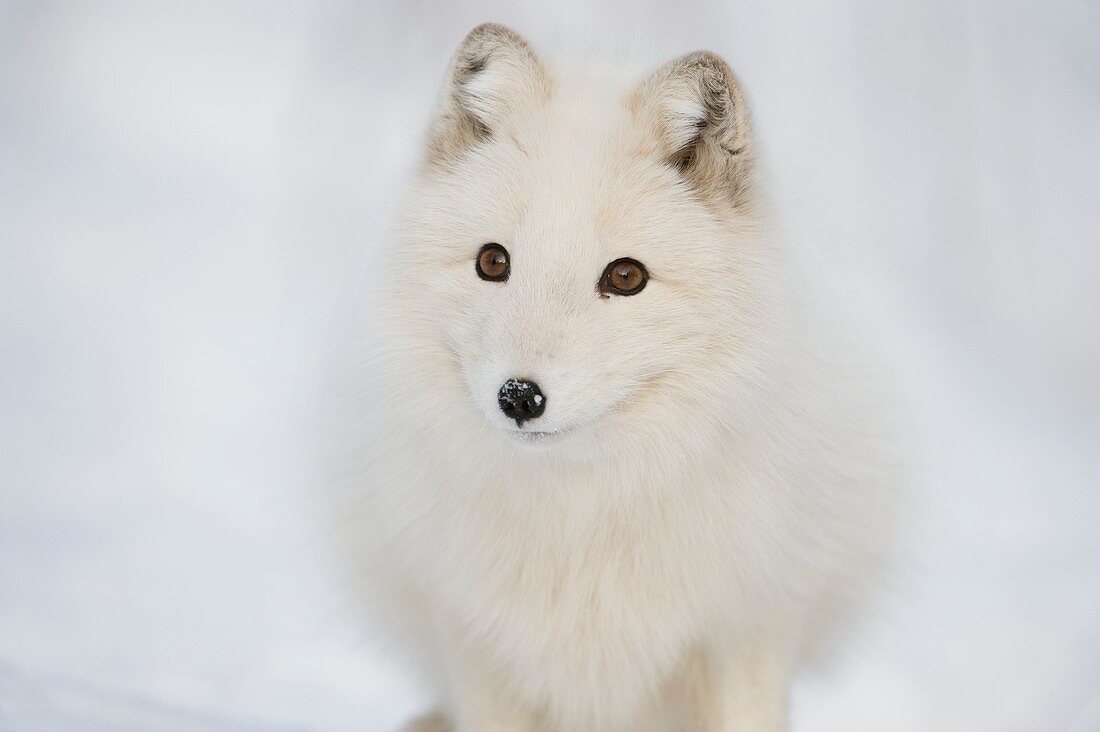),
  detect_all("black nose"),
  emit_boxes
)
[497,379,546,426]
